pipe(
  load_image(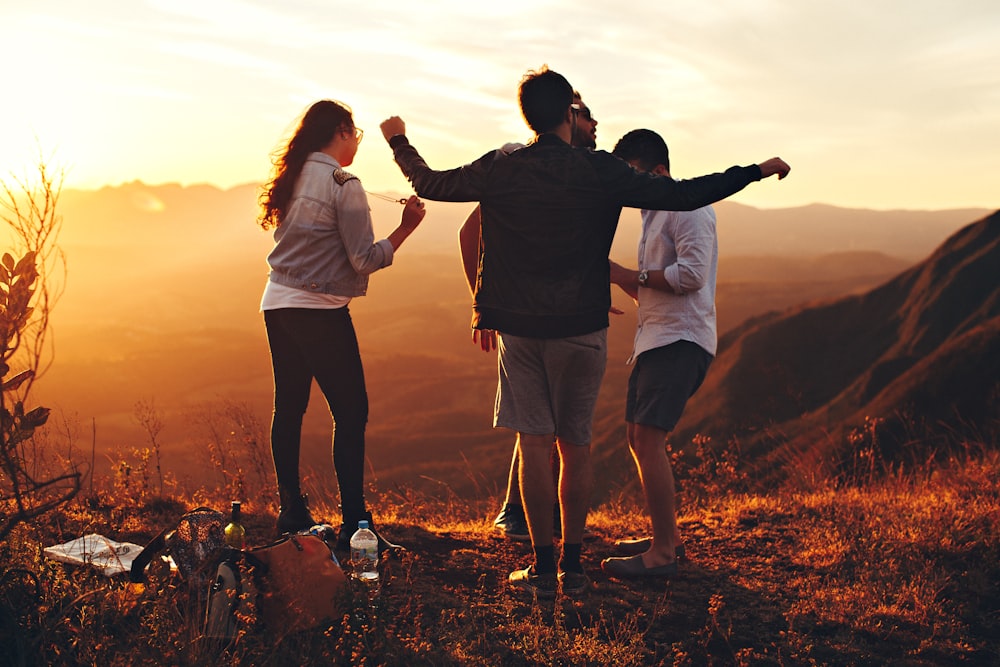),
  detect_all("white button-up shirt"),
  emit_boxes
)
[630,204,718,362]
